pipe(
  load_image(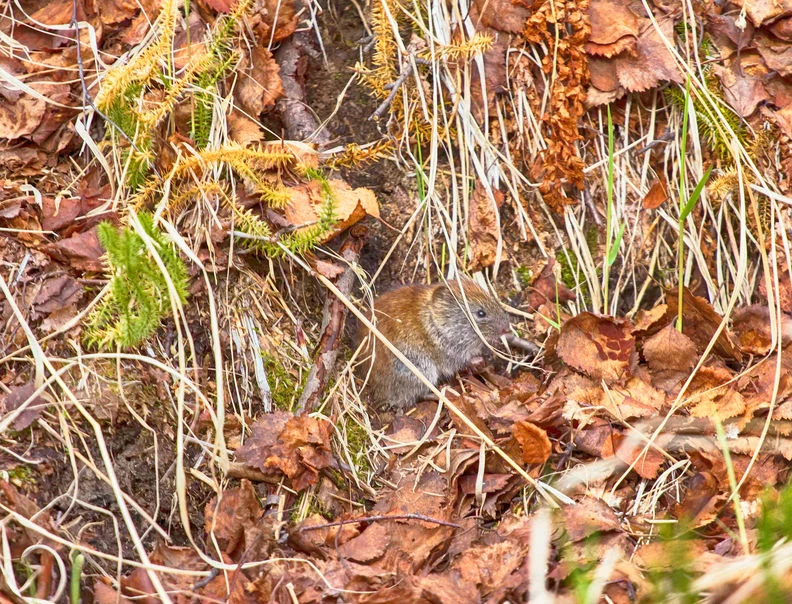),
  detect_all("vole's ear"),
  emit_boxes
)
[431,283,456,307]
